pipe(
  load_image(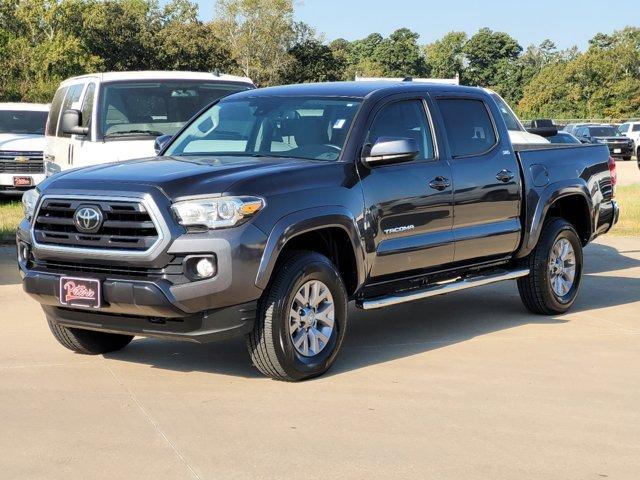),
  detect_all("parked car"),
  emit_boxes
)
[563,123,583,135]
[44,71,255,176]
[18,81,619,381]
[0,103,49,195]
[548,131,581,144]
[574,124,634,160]
[618,121,640,154]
